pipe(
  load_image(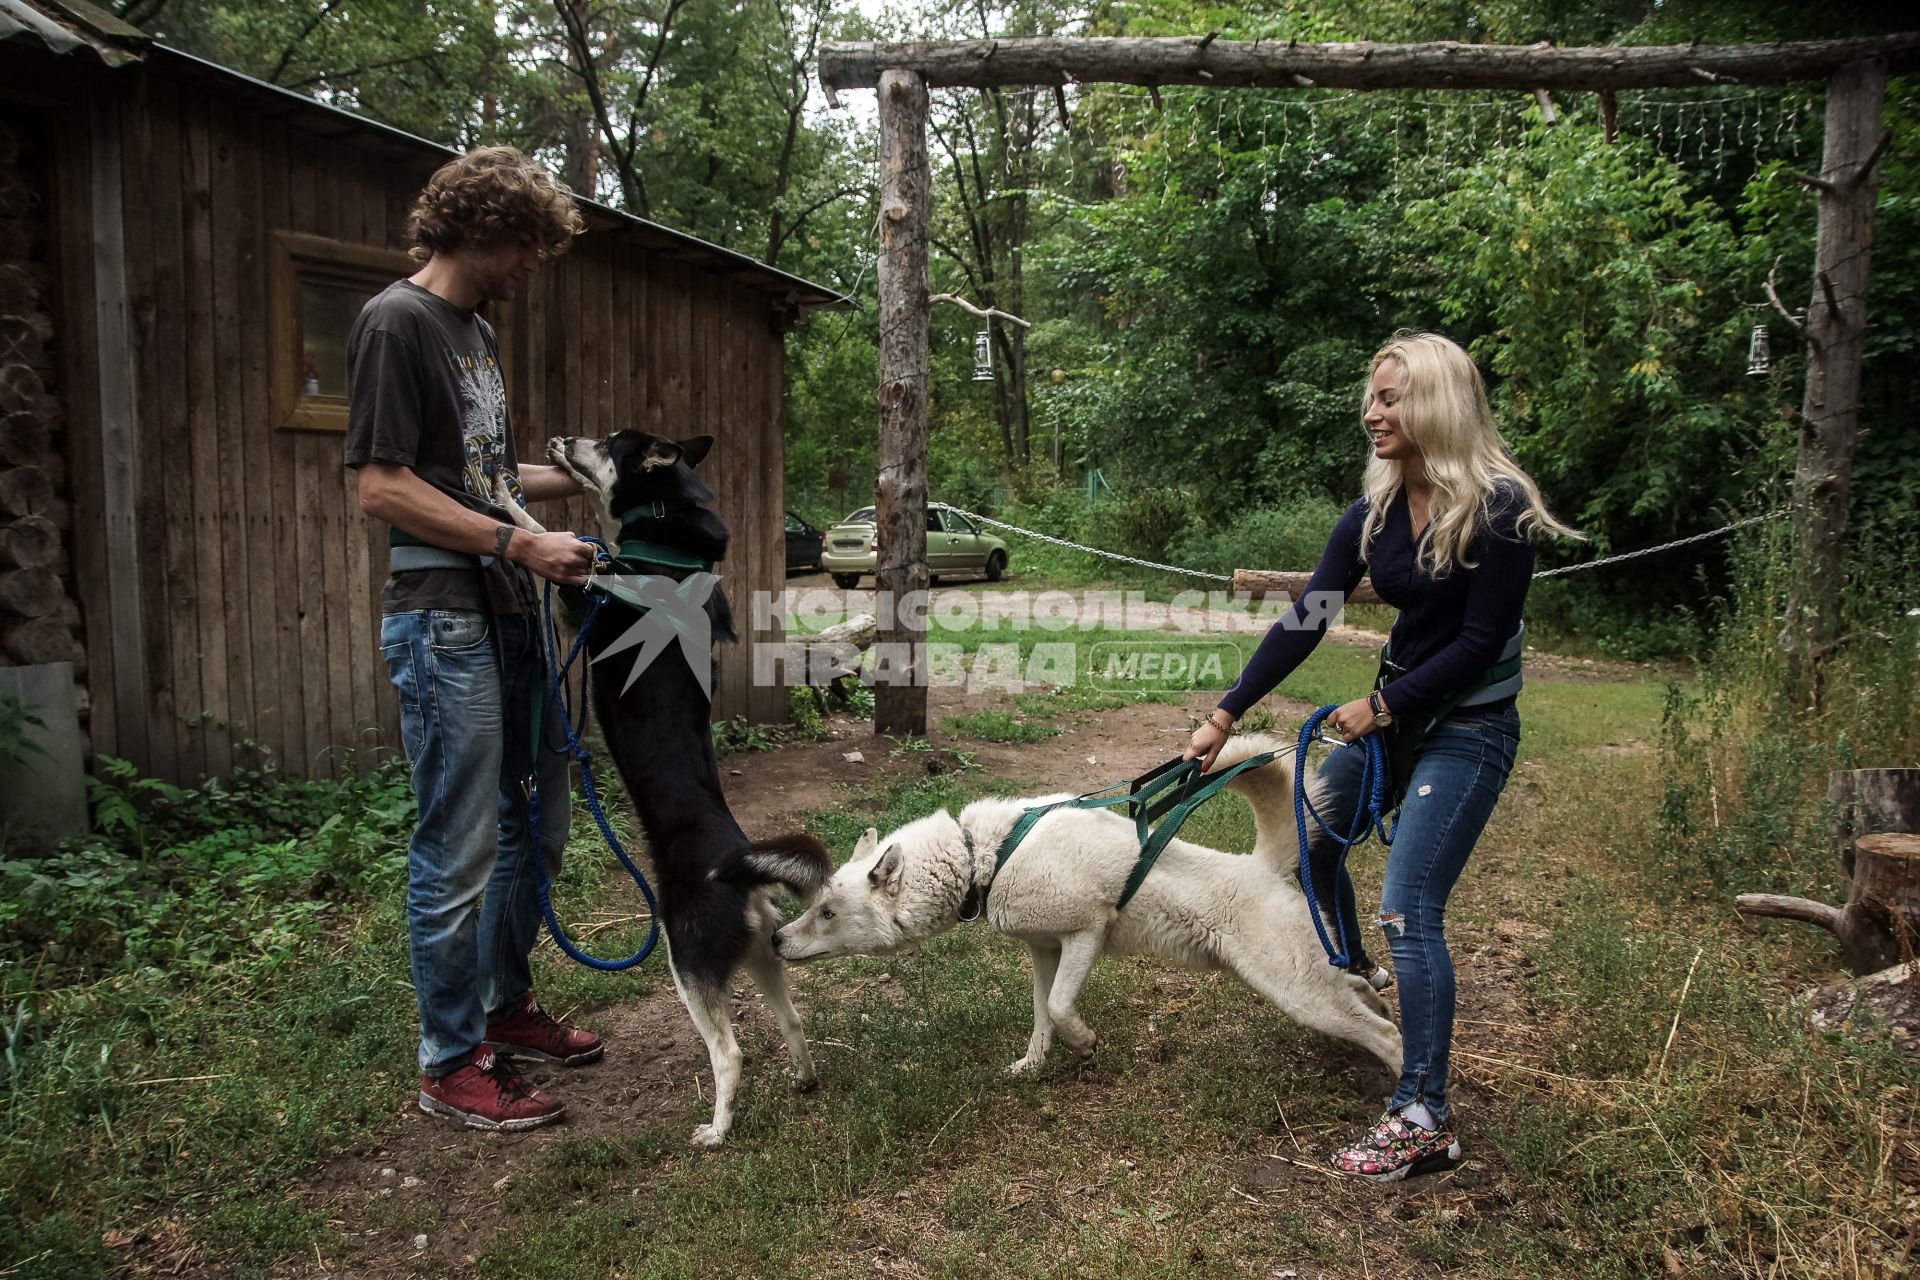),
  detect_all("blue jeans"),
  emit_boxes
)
[1304,704,1520,1121]
[381,609,571,1076]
